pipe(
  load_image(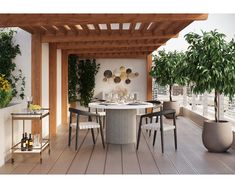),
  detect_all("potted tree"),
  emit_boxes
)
[184,30,235,152]
[150,50,186,118]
